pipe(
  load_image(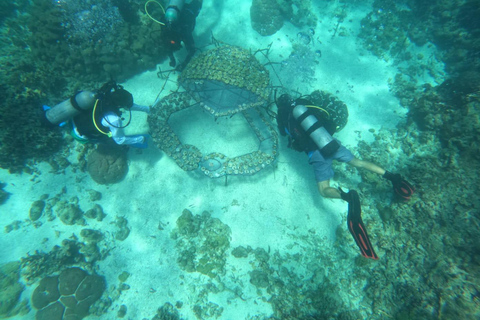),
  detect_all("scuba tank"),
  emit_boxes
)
[292,104,340,157]
[45,91,96,126]
[165,0,185,25]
